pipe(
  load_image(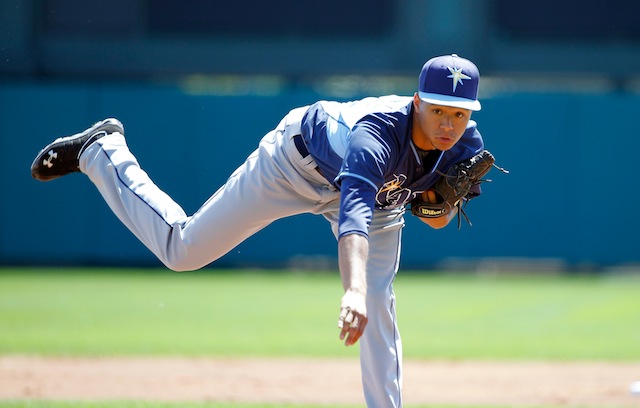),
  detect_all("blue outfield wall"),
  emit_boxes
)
[1,81,638,269]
